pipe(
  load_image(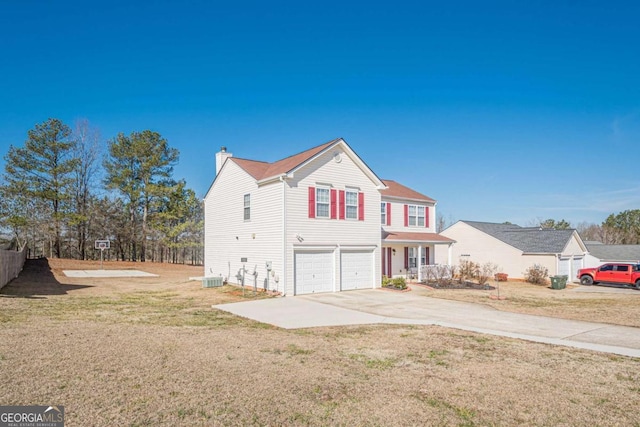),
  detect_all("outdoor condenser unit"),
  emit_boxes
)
[202,277,223,288]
